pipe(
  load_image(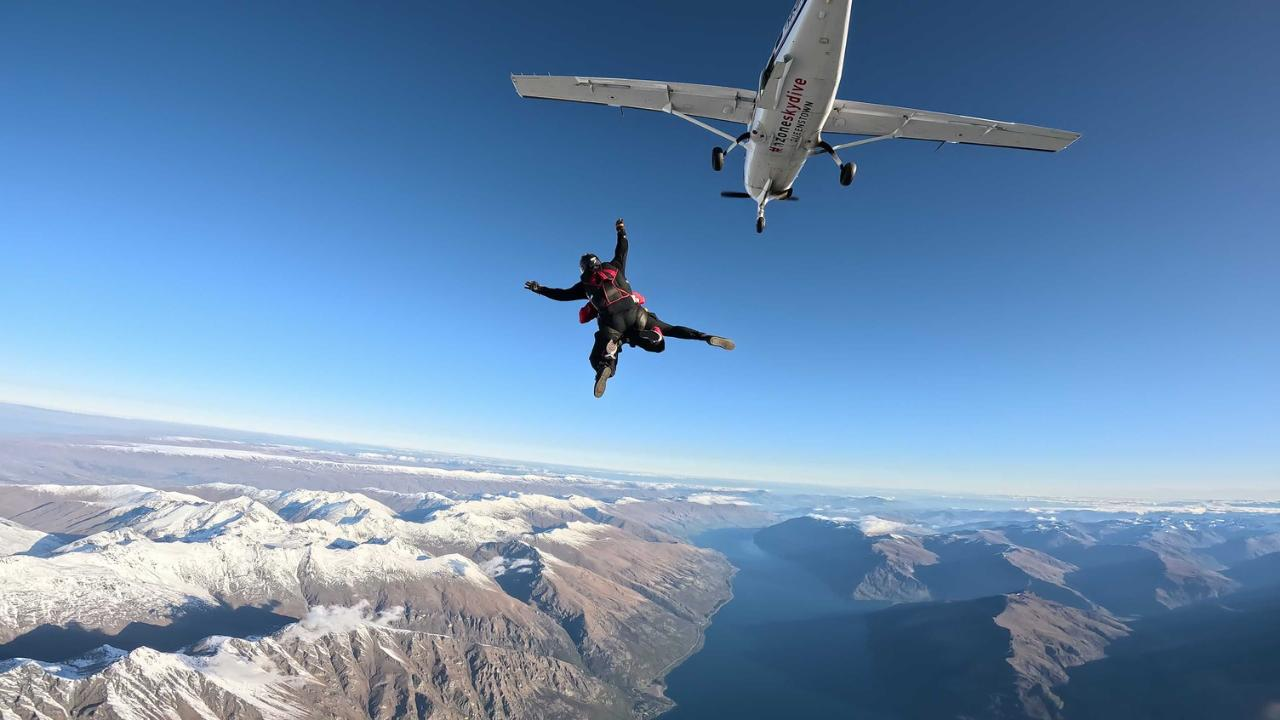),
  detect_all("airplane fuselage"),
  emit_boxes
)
[511,0,1077,233]
[744,0,852,202]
